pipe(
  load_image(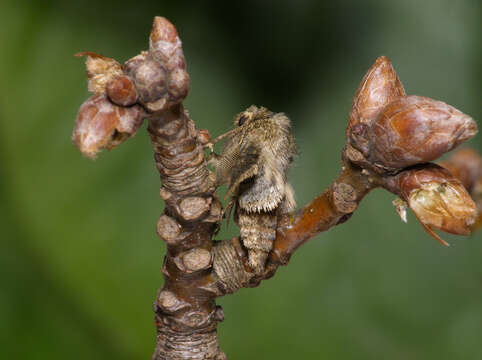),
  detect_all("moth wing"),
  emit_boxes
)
[225,143,260,197]
[214,136,242,186]
[238,123,295,213]
[238,170,284,213]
